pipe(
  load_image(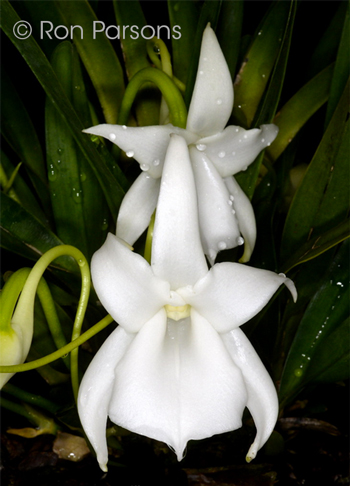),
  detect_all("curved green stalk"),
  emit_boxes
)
[0,314,114,374]
[2,383,60,414]
[117,67,187,129]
